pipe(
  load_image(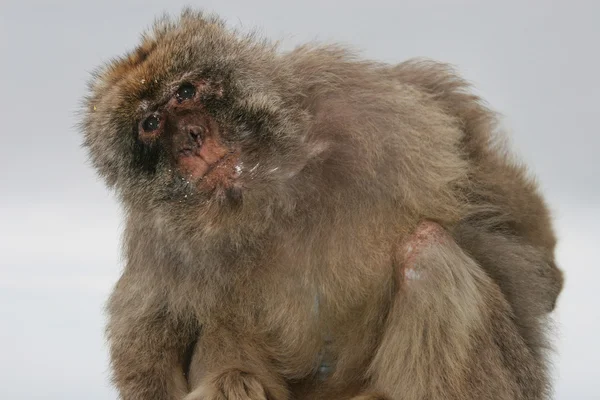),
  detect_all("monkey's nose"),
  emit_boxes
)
[186,125,205,146]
